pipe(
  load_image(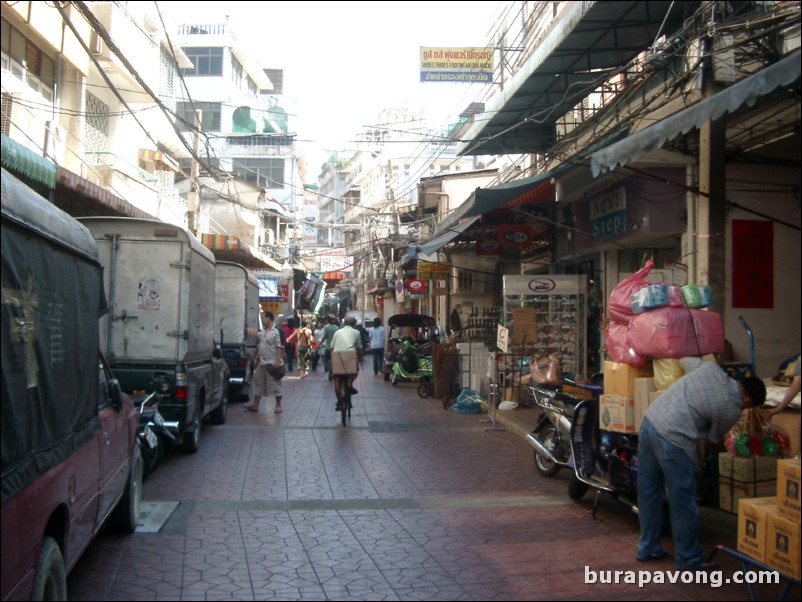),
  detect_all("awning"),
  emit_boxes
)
[55,166,157,219]
[435,166,568,235]
[200,233,282,270]
[416,216,479,256]
[591,52,802,176]
[138,148,178,172]
[1,134,57,189]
